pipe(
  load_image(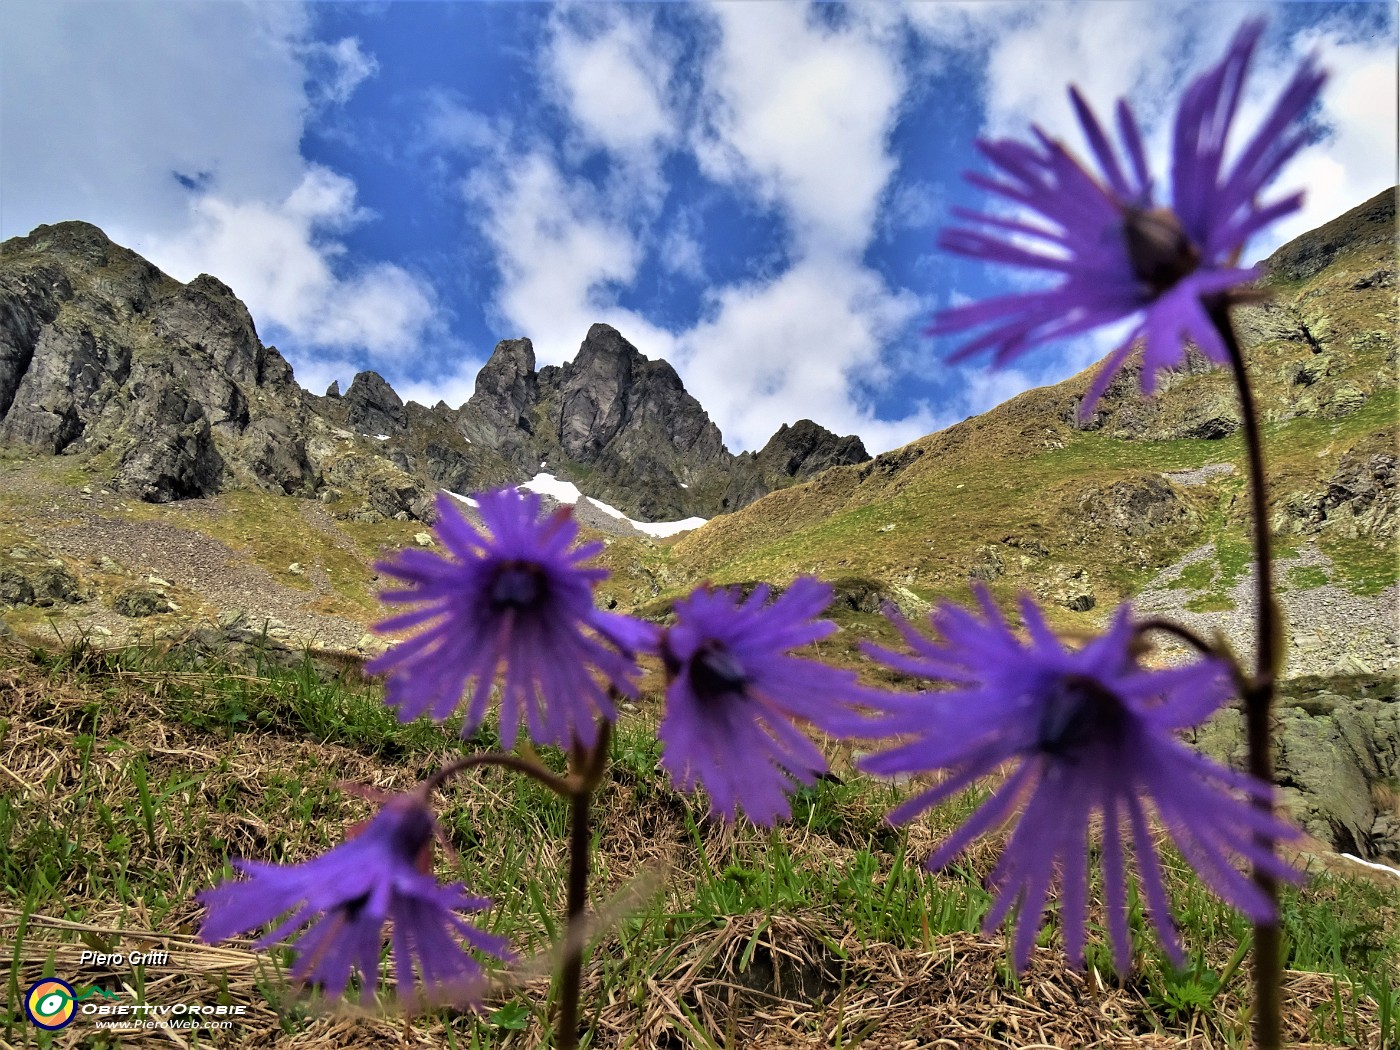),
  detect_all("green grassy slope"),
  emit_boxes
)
[640,190,1396,628]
